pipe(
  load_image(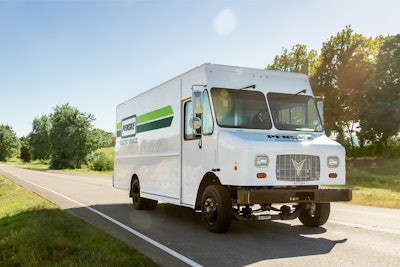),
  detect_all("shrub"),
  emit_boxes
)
[87,148,114,171]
